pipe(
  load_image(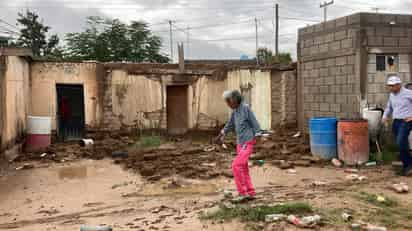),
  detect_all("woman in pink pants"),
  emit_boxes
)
[217,90,261,202]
